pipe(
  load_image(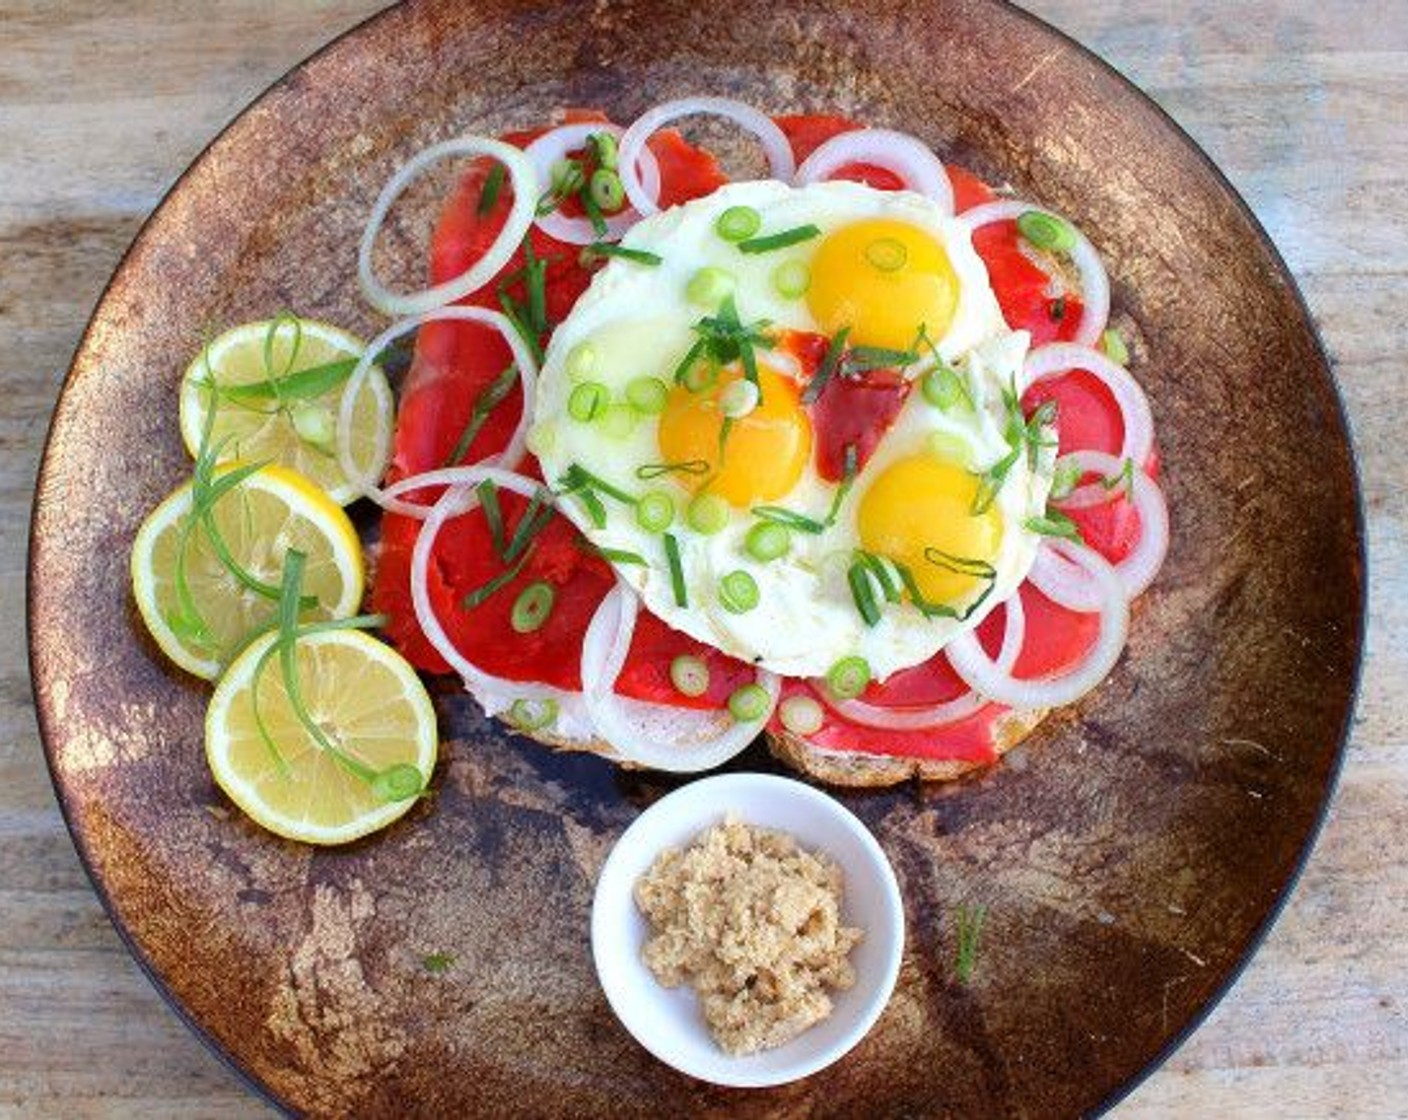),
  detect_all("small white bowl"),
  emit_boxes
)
[591,773,904,1087]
